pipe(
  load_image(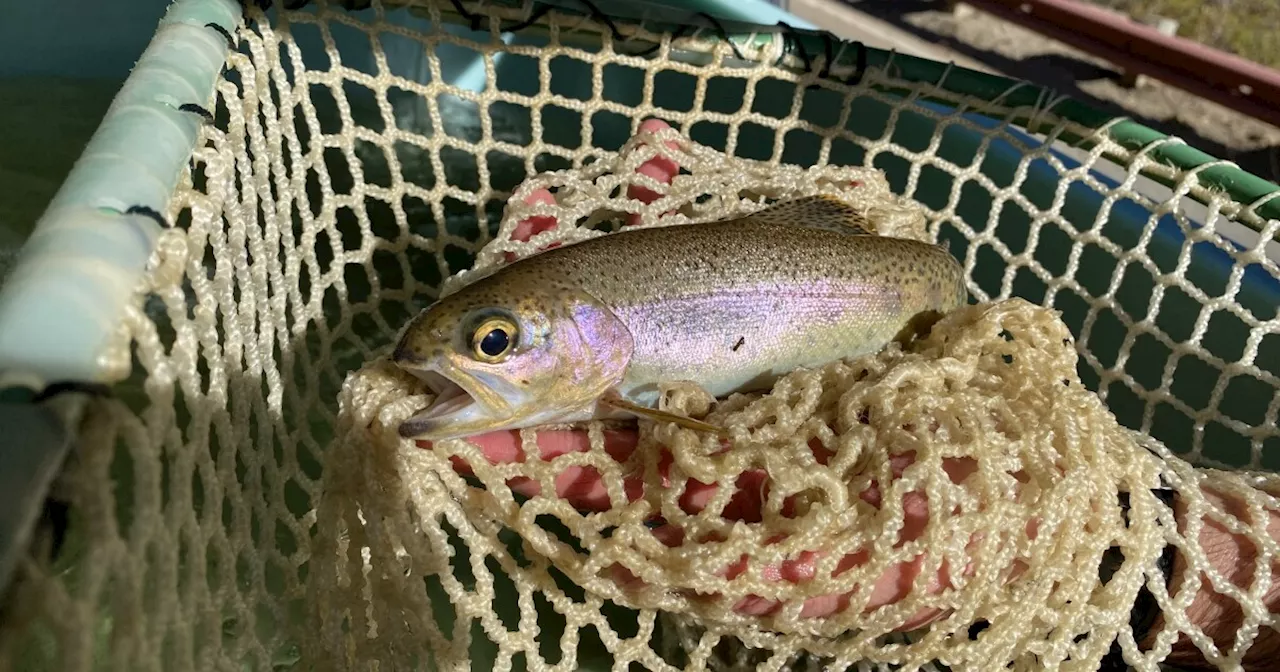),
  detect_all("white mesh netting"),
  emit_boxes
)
[1,1,1279,671]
